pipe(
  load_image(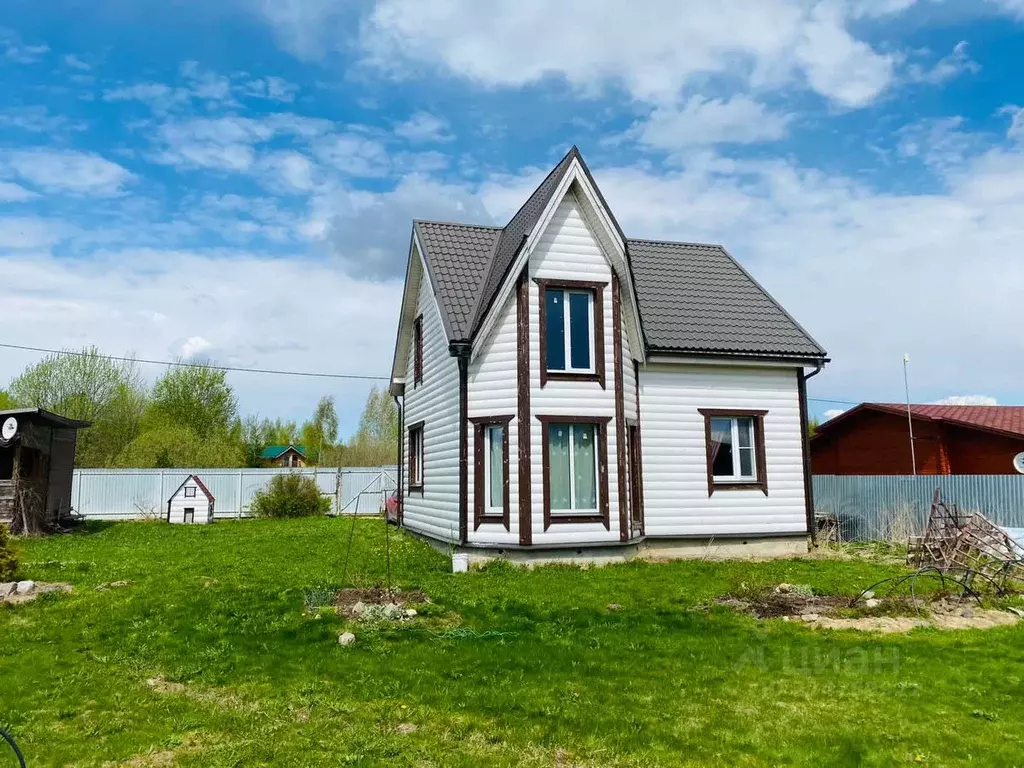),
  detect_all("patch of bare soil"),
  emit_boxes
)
[333,586,429,616]
[145,676,257,712]
[0,581,73,605]
[715,586,1024,633]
